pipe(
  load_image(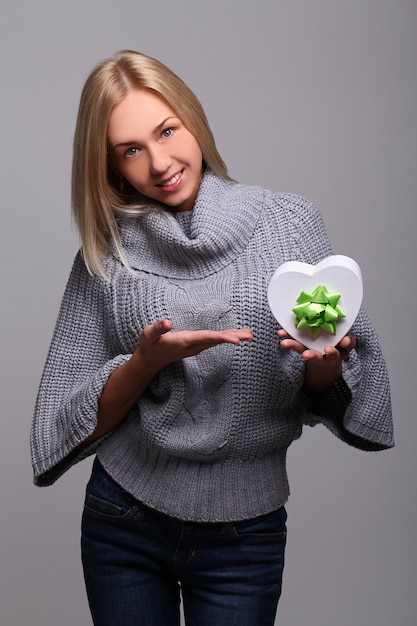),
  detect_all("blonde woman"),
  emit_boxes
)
[31,50,393,626]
